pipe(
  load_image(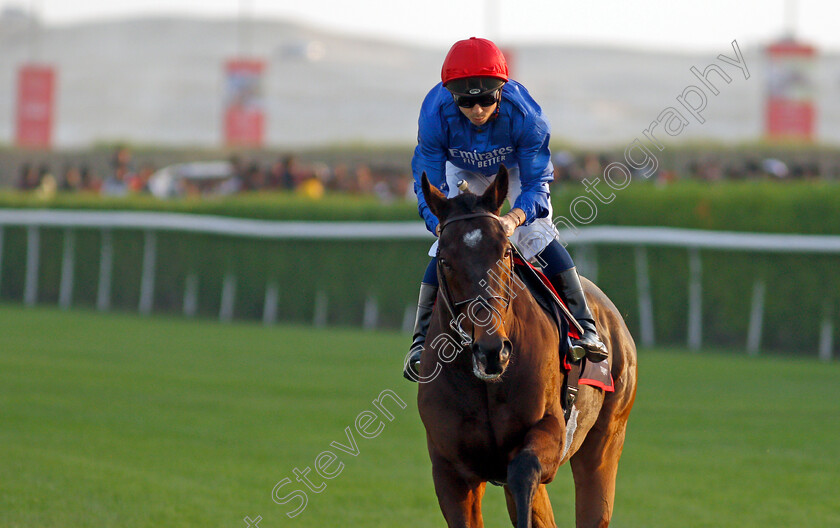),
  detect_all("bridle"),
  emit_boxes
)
[435,212,515,346]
